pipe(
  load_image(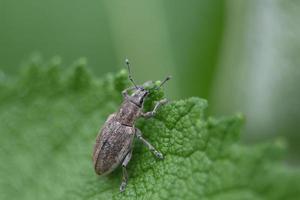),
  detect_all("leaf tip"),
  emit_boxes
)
[68,58,91,91]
